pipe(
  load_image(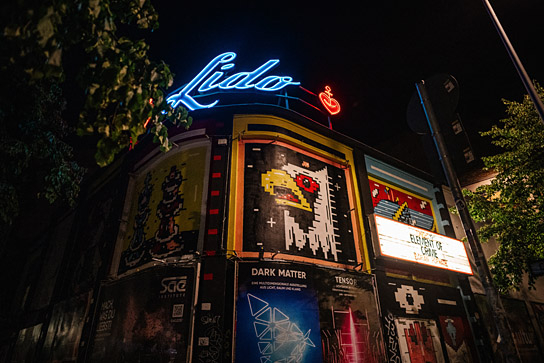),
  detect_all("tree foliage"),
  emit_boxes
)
[0,0,191,235]
[464,84,544,292]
